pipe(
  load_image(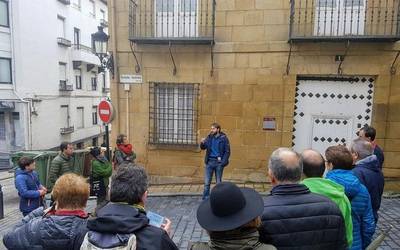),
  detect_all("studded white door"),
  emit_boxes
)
[292,76,374,155]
